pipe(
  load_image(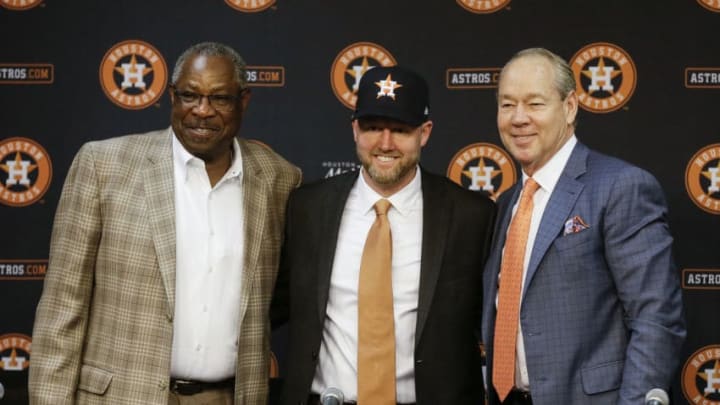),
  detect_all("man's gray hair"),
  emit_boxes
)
[499,47,577,127]
[171,41,247,89]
